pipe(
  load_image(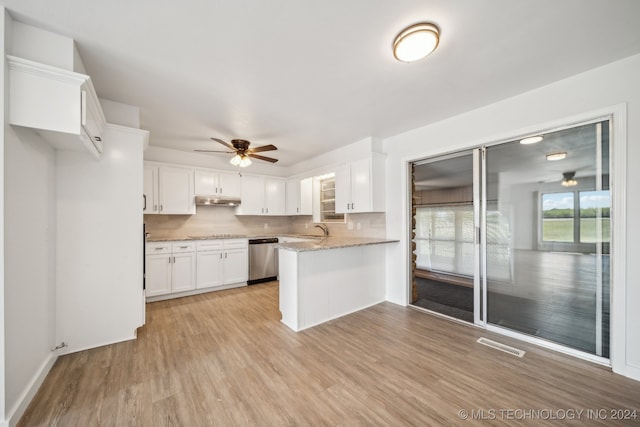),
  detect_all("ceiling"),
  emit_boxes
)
[4,1,640,167]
